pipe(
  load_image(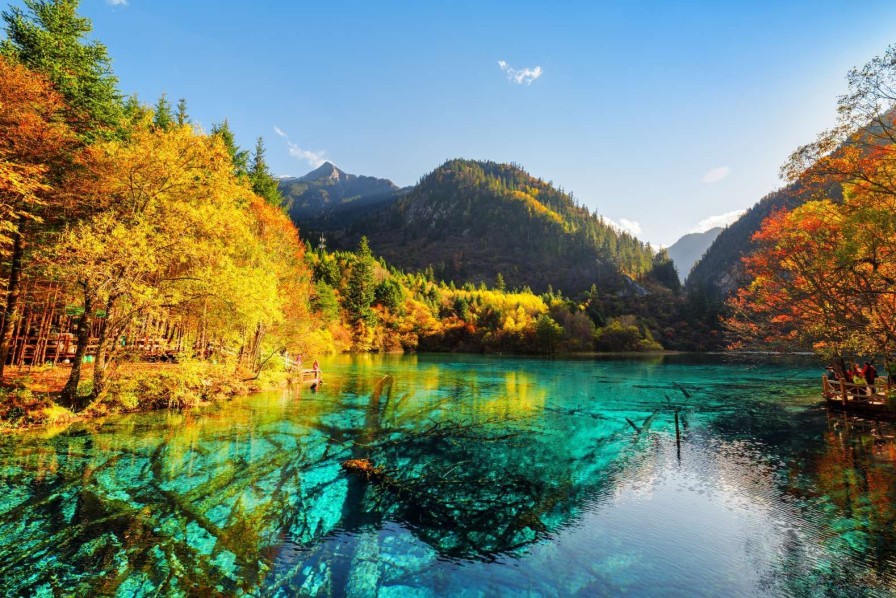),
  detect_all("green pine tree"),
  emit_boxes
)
[176,97,189,125]
[650,248,681,292]
[152,93,173,131]
[211,120,249,178]
[249,137,284,207]
[345,237,376,325]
